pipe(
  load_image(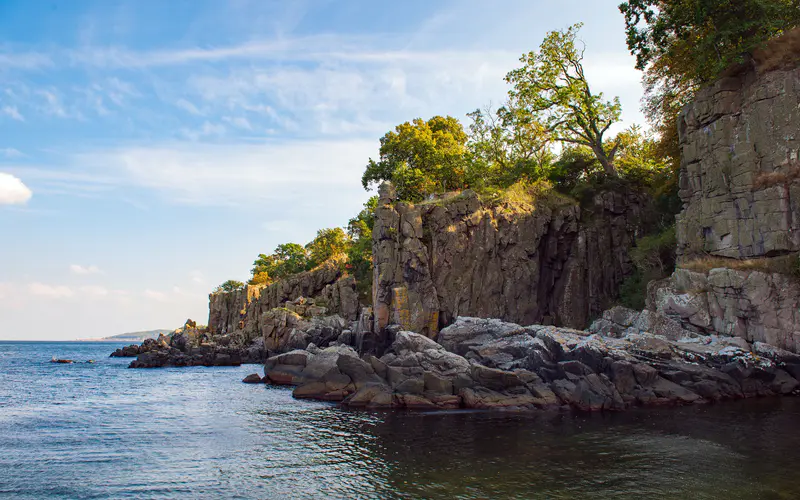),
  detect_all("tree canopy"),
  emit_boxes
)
[619,0,800,150]
[214,280,245,293]
[505,23,623,176]
[361,116,470,201]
